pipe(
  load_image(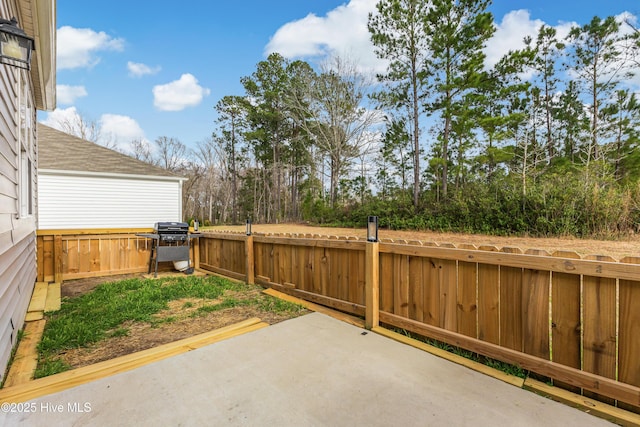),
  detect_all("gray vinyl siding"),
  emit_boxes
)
[38,172,182,229]
[0,235,36,374]
[0,0,38,380]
